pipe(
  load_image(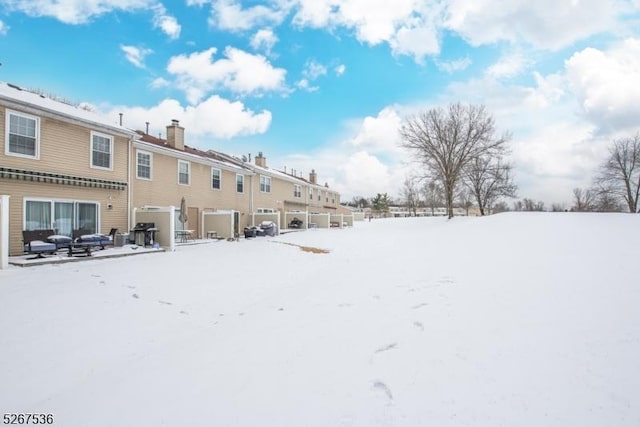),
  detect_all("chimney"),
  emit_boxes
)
[166,119,184,150]
[255,151,267,168]
[309,169,317,184]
